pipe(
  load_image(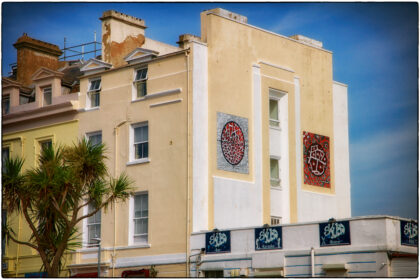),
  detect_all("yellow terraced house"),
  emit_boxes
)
[2,8,353,277]
[2,35,80,277]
